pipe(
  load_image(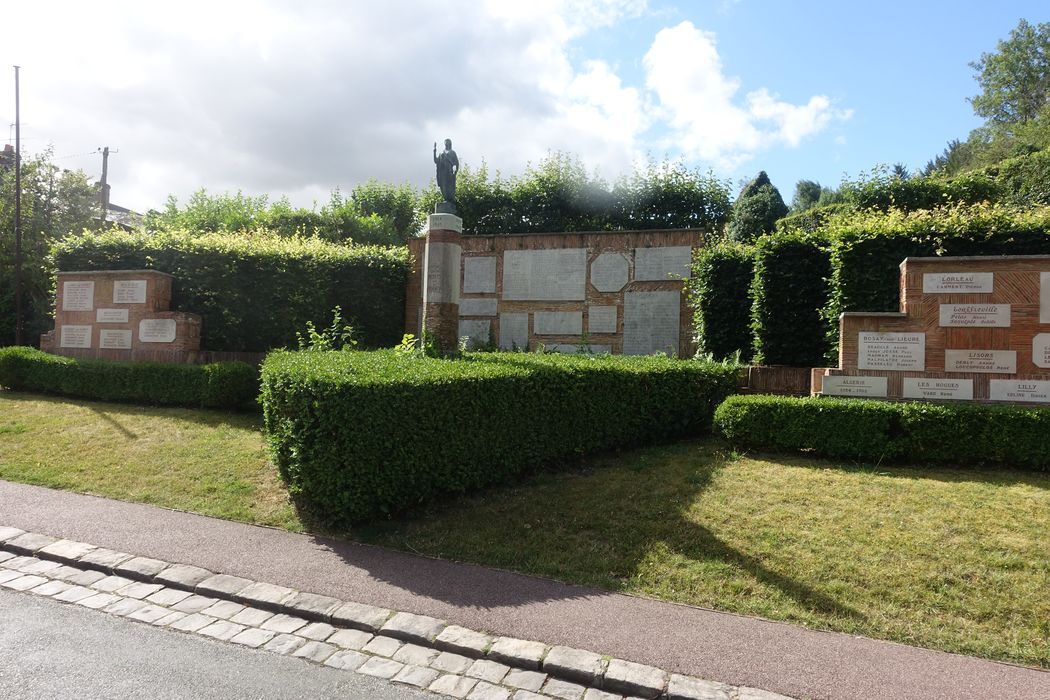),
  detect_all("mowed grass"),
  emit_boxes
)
[1,391,1047,667]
